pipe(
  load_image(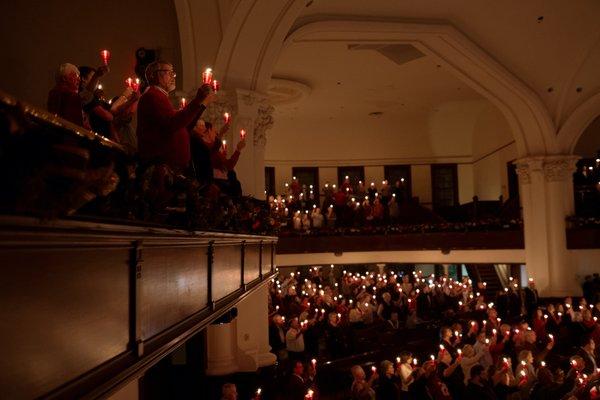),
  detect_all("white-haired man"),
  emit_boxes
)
[136,60,214,173]
[47,63,86,127]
